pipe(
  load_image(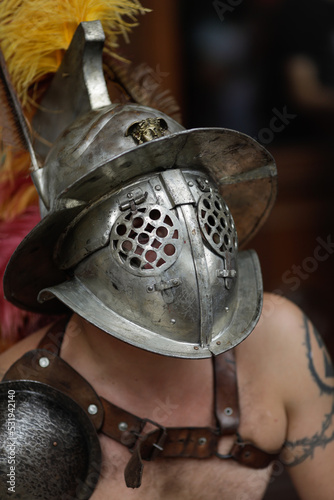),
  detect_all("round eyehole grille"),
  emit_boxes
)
[198,193,238,257]
[110,205,183,276]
